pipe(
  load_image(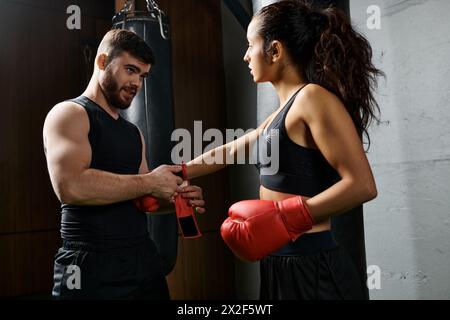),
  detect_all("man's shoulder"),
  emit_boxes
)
[44,100,89,130]
[50,100,87,117]
[54,99,85,110]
